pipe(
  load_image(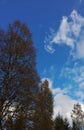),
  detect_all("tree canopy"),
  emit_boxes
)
[0,20,40,130]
